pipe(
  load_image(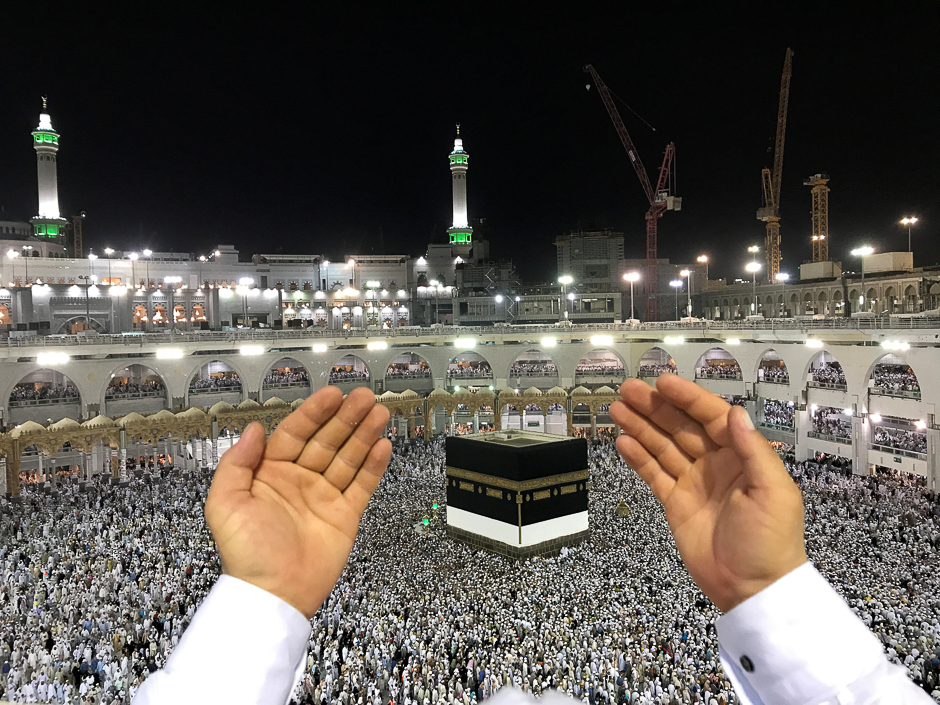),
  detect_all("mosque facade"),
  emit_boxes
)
[1,105,940,496]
